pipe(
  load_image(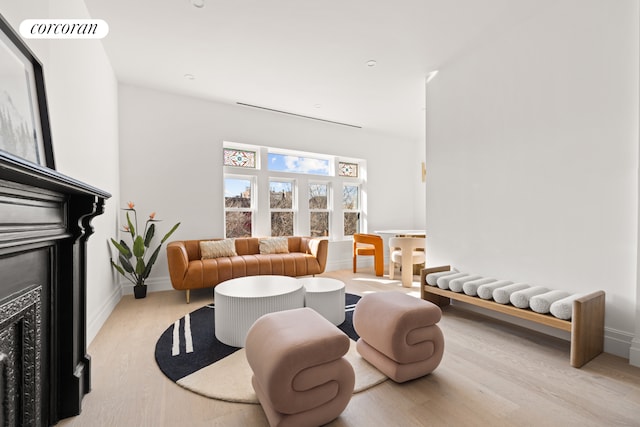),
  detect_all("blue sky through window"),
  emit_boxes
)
[225,178,250,198]
[268,153,330,176]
